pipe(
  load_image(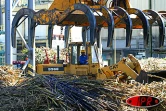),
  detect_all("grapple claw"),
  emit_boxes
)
[127,8,150,47]
[113,6,132,47]
[100,6,114,47]
[73,4,96,45]
[143,10,165,47]
[11,8,35,48]
[64,26,71,48]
